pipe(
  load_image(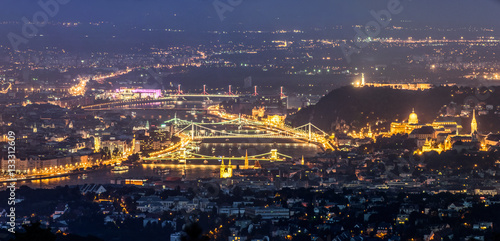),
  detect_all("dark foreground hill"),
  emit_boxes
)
[287,86,500,133]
